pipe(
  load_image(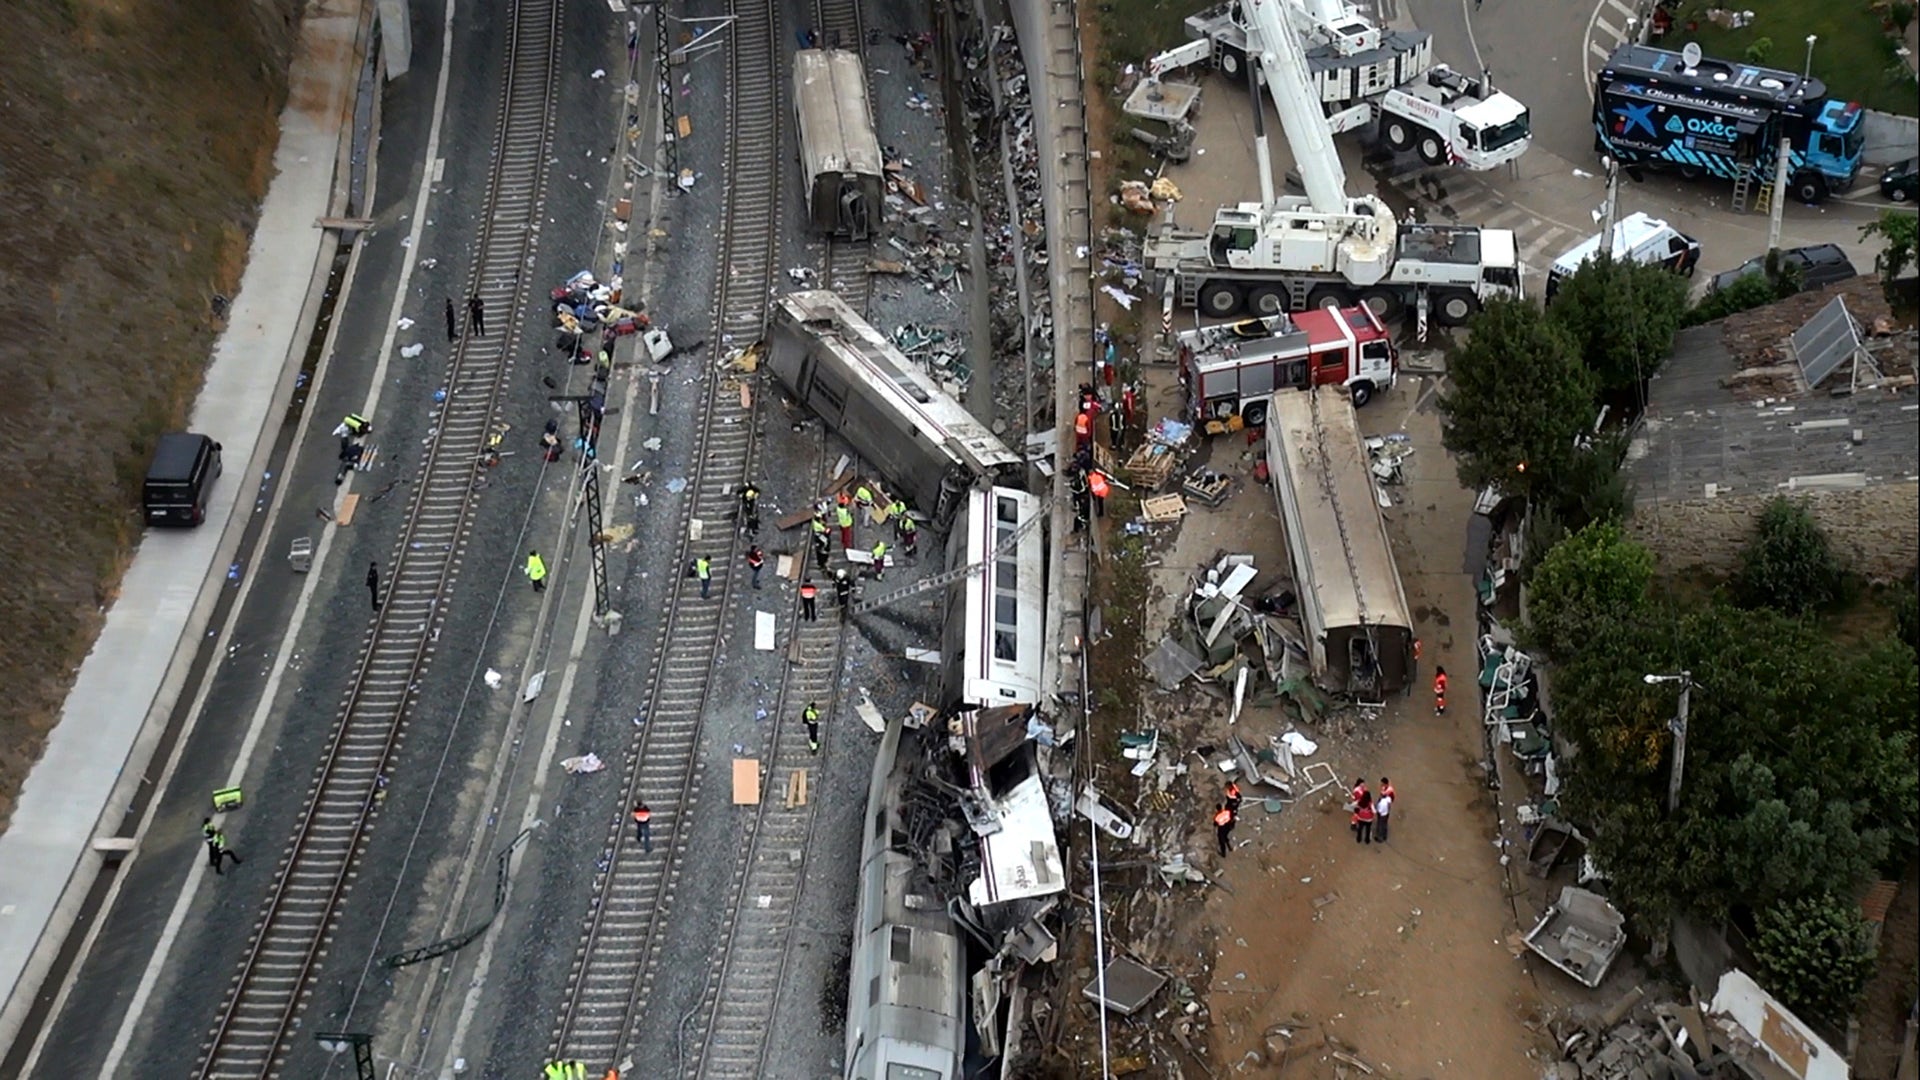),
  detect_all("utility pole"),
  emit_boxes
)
[1766,135,1791,254]
[550,380,615,628]
[1645,670,1694,812]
